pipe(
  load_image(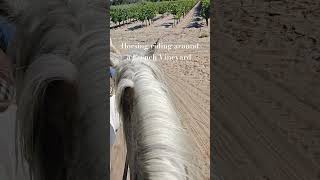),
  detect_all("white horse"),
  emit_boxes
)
[111,40,202,180]
[0,0,109,179]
